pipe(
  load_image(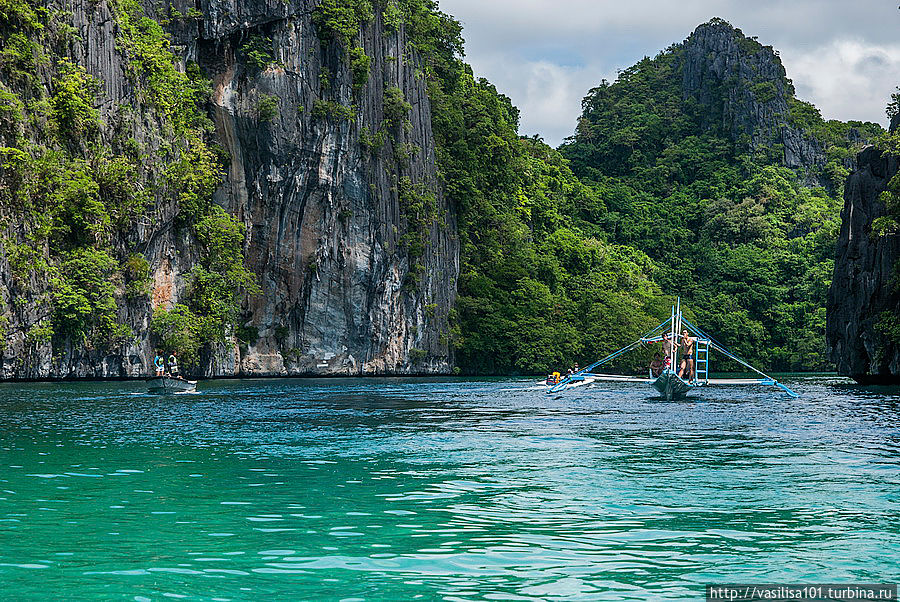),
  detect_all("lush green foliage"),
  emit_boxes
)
[0,0,255,367]
[559,39,881,371]
[109,0,257,367]
[349,46,370,90]
[312,0,372,44]
[150,304,201,367]
[874,87,900,238]
[393,6,879,374]
[788,97,883,196]
[0,11,142,352]
[311,99,356,121]
[390,0,666,374]
[188,207,261,341]
[50,59,100,141]
[124,253,150,299]
[871,88,900,348]
[383,86,410,121]
[256,93,279,122]
[151,208,259,368]
[239,35,275,72]
[313,0,373,93]
[52,248,131,348]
